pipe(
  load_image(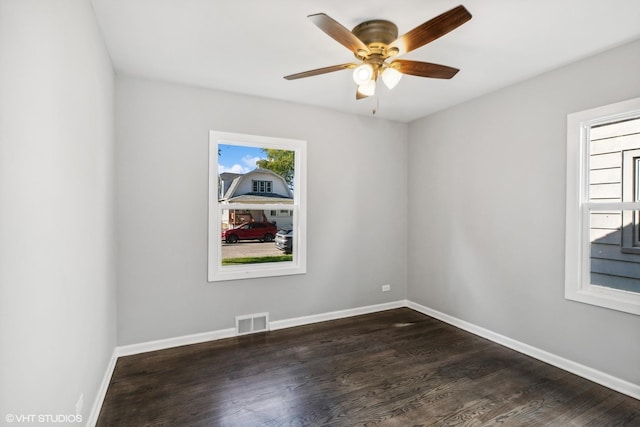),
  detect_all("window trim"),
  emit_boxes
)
[565,97,640,315]
[208,131,307,282]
